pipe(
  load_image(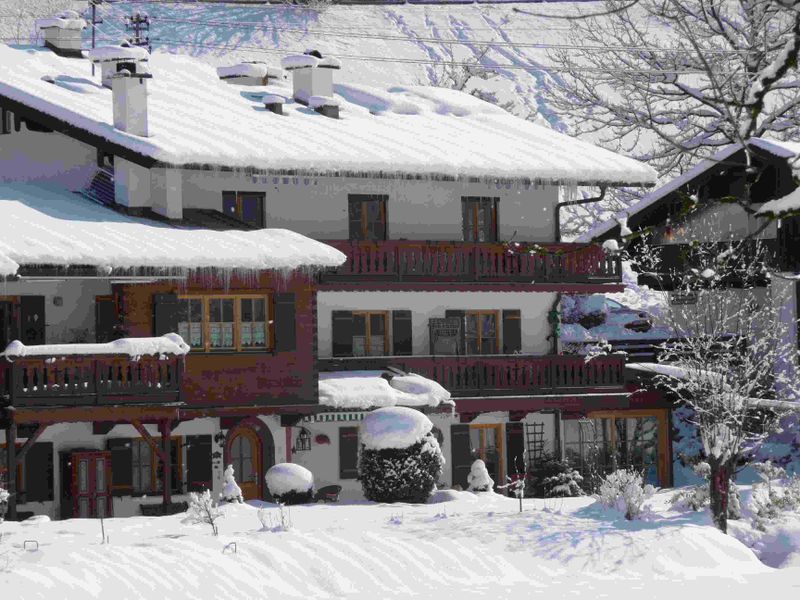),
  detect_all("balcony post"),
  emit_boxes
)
[160,419,172,508]
[4,422,16,521]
